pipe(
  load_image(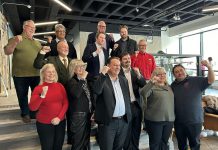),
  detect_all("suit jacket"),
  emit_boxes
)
[82,44,109,80]
[45,40,77,59]
[87,32,114,56]
[119,68,146,108]
[34,53,71,87]
[66,76,94,114]
[111,36,137,57]
[93,73,132,125]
